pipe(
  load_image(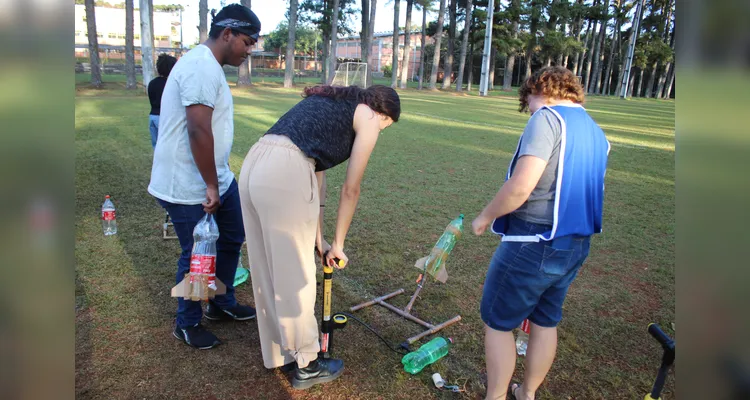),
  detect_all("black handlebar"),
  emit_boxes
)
[648,323,675,350]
